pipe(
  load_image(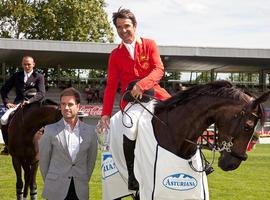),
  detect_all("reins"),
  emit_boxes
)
[120,90,168,128]
[121,90,215,174]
